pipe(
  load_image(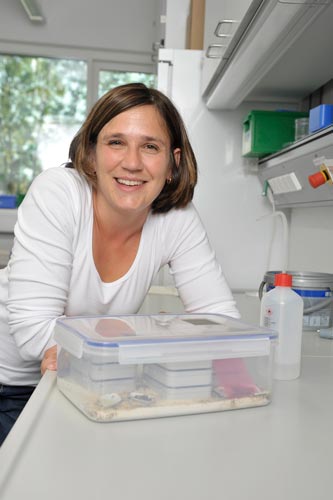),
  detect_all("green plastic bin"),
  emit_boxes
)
[242,110,309,158]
